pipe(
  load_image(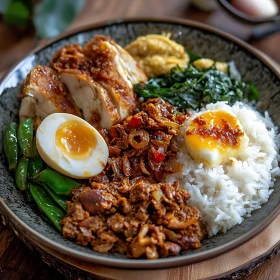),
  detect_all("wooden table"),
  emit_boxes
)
[0,0,280,279]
